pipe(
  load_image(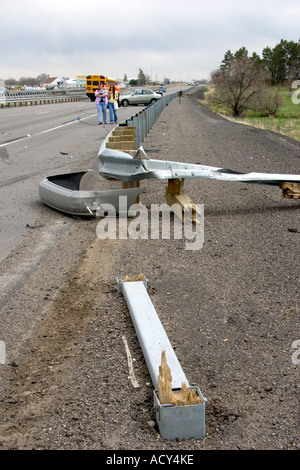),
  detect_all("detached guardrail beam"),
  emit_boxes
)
[116,274,206,440]
[116,274,188,390]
